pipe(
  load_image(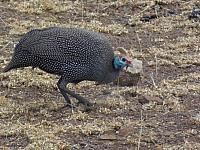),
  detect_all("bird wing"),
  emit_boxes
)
[18,28,96,62]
